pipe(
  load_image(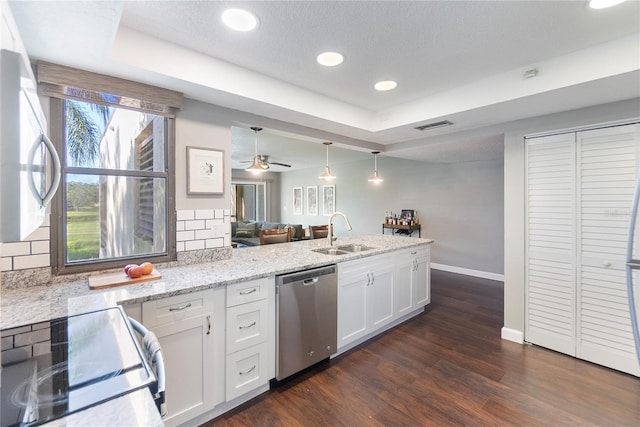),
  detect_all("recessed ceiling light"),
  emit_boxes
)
[588,0,626,9]
[374,81,397,91]
[222,9,259,32]
[317,52,344,67]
